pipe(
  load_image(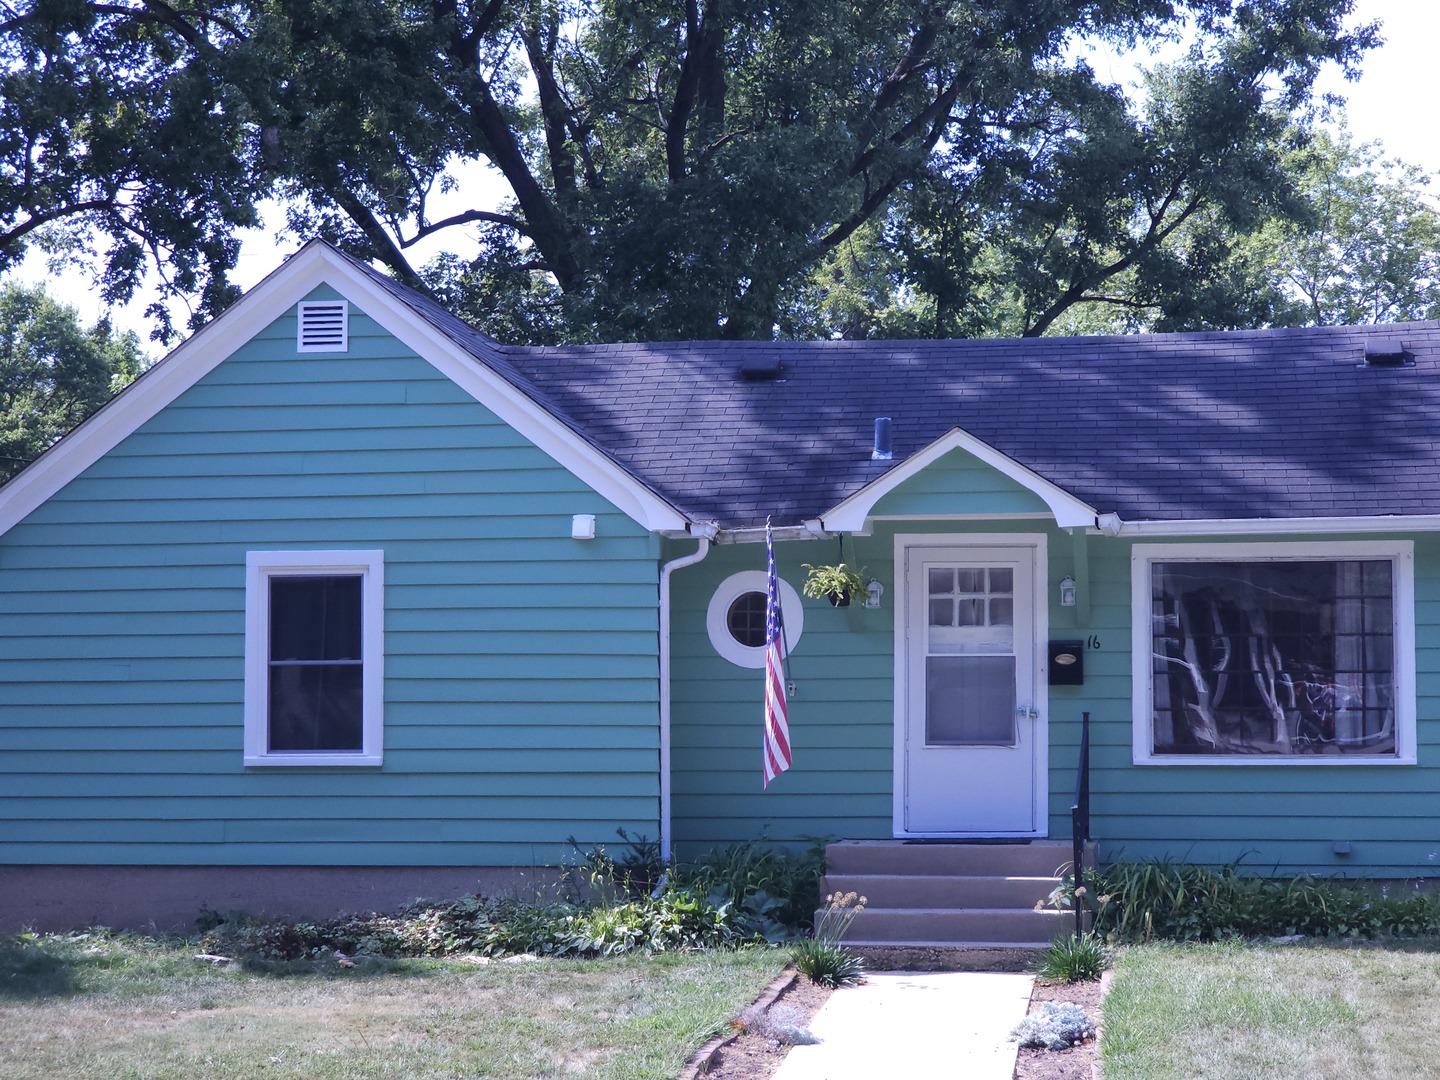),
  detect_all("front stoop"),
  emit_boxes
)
[819,839,1094,971]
